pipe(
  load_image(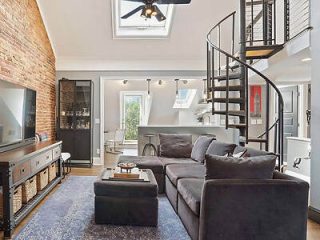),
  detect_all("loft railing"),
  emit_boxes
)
[285,0,311,41]
[245,0,276,46]
[245,0,311,46]
[206,11,284,169]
